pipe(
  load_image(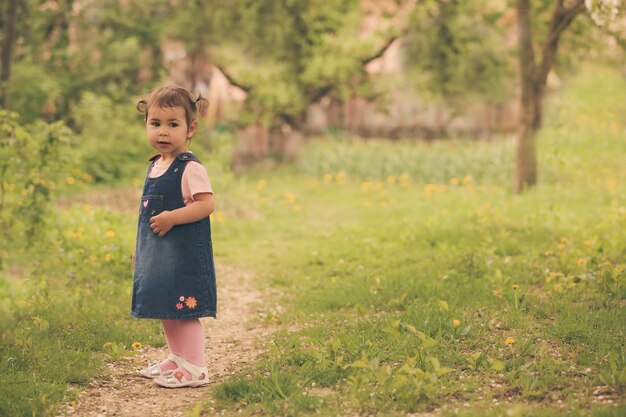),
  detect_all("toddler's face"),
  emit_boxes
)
[146,106,196,157]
